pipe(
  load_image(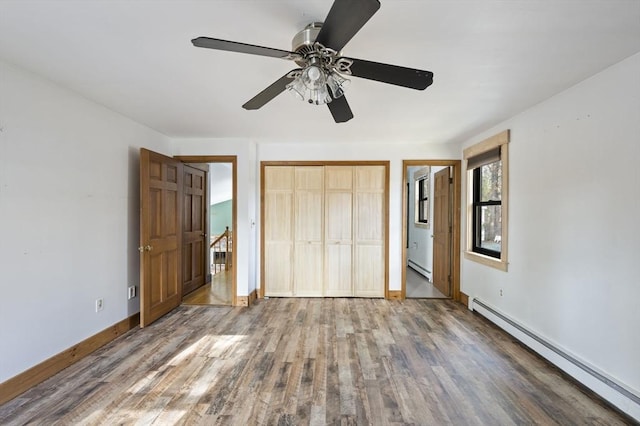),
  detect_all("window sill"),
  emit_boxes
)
[464,250,508,272]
